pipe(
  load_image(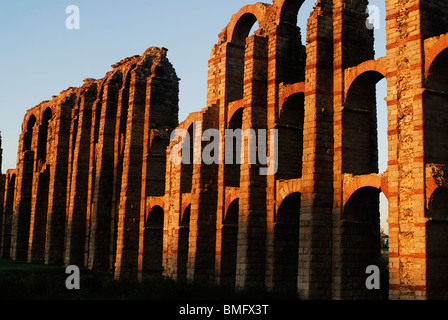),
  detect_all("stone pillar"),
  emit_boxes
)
[116,48,179,280]
[299,0,334,299]
[114,68,147,280]
[65,82,97,267]
[28,168,49,263]
[209,39,245,286]
[11,125,37,261]
[332,0,378,300]
[45,92,77,265]
[264,19,305,290]
[186,106,219,282]
[162,139,183,279]
[385,0,448,300]
[84,81,105,267]
[138,58,178,280]
[1,171,16,259]
[235,34,268,289]
[89,72,122,271]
